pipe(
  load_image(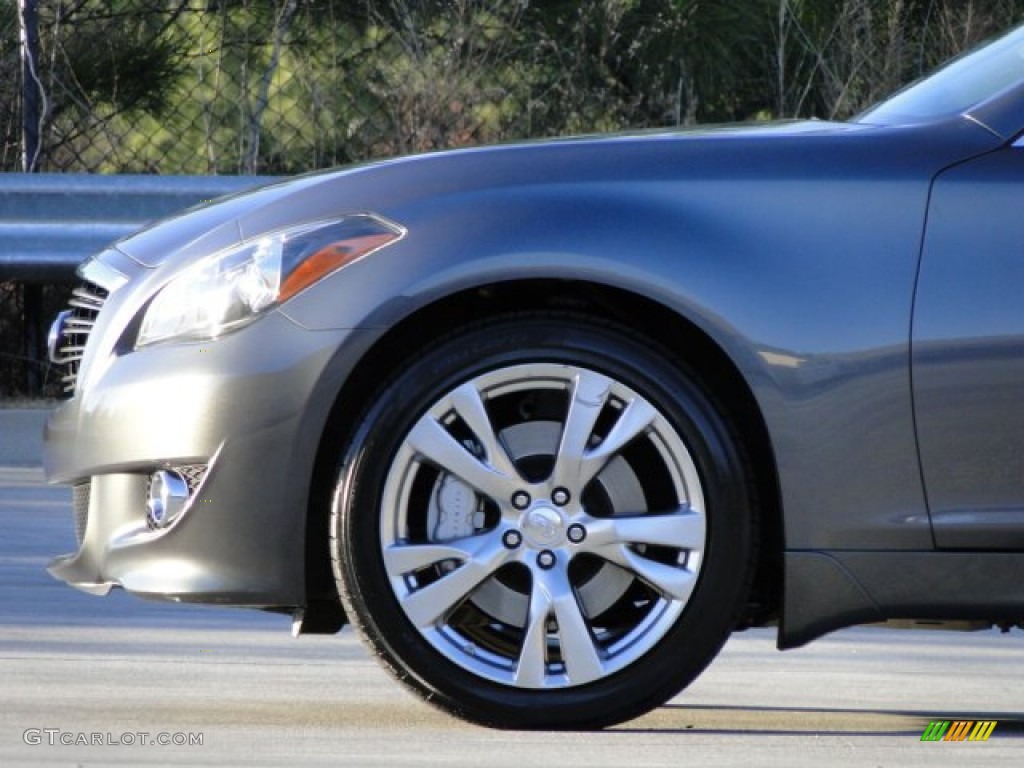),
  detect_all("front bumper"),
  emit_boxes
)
[46,309,367,607]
